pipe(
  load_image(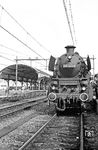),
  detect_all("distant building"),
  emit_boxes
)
[0,79,7,90]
